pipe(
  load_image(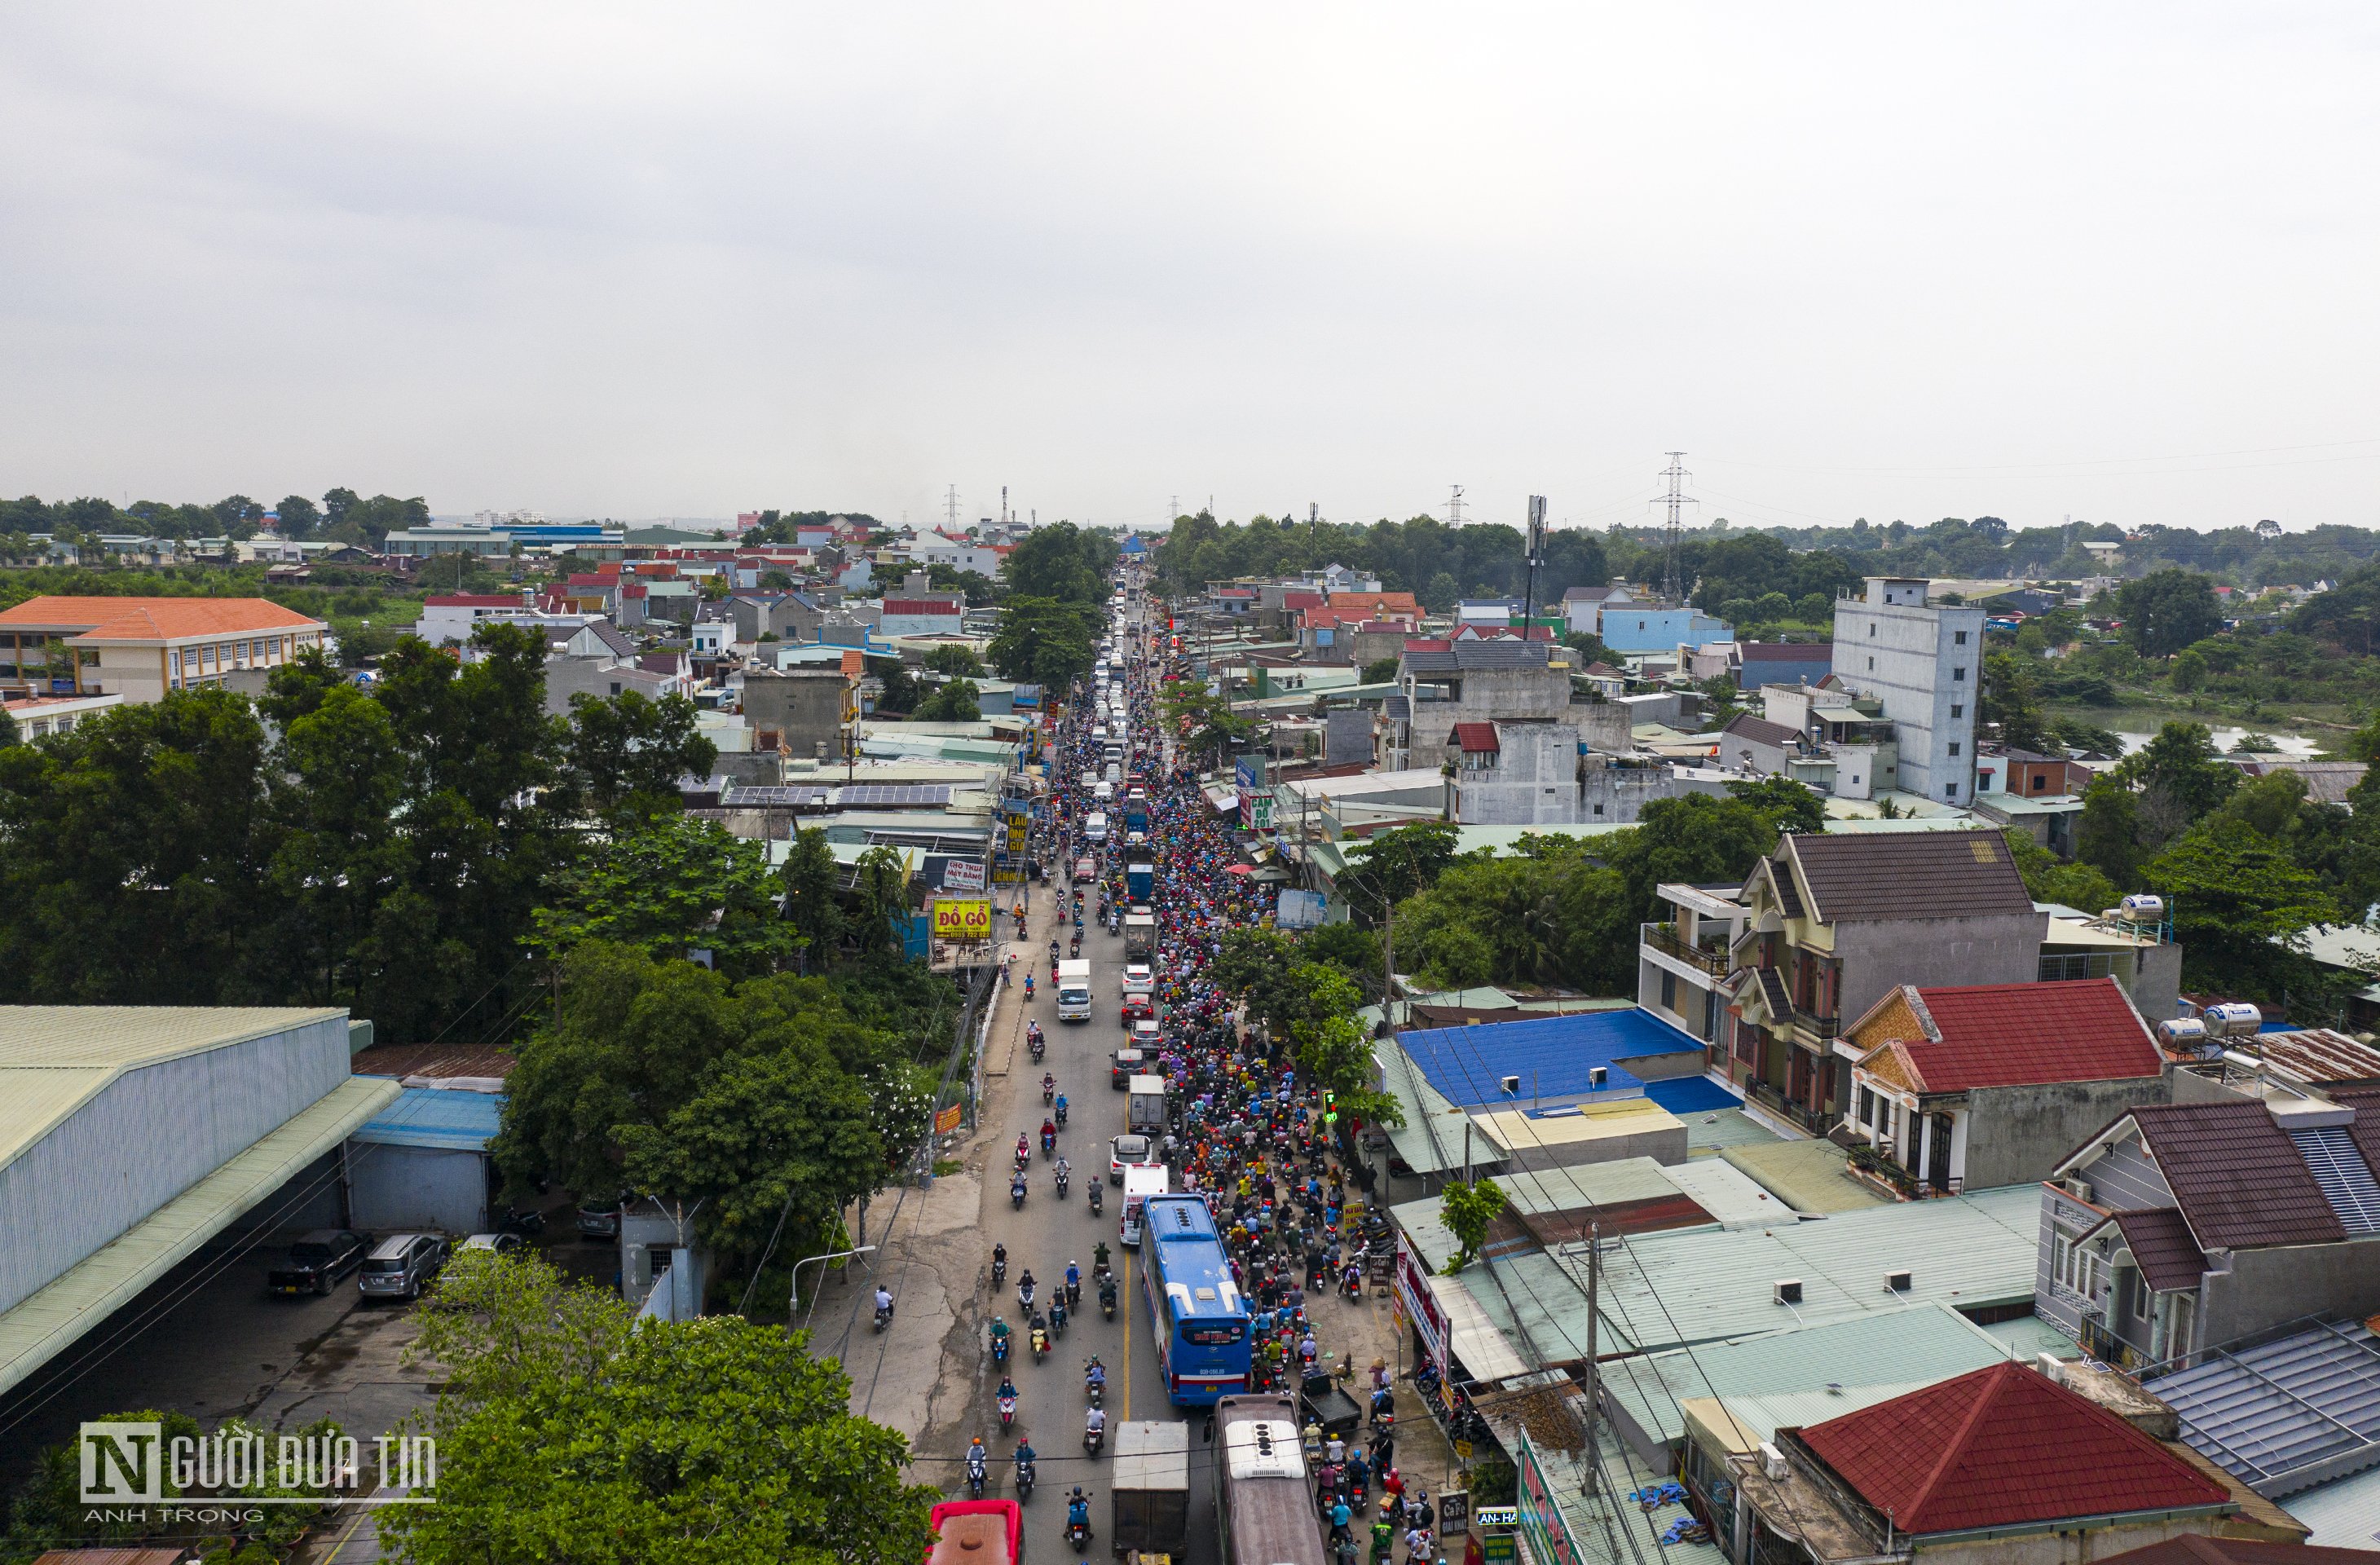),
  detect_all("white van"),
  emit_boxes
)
[1094,781,1115,804]
[1085,811,1108,844]
[1056,958,1093,1023]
